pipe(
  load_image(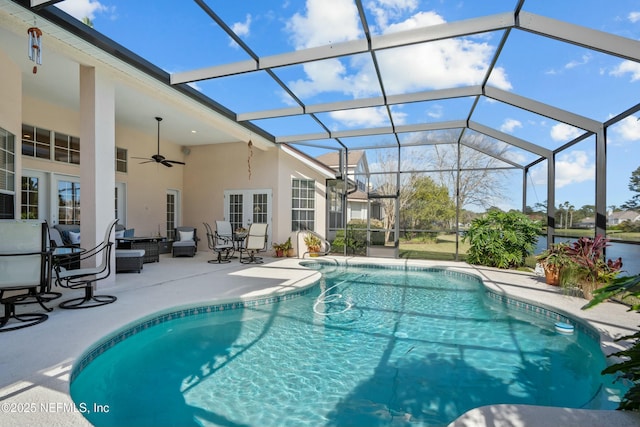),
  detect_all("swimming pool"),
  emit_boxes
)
[70,262,625,426]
